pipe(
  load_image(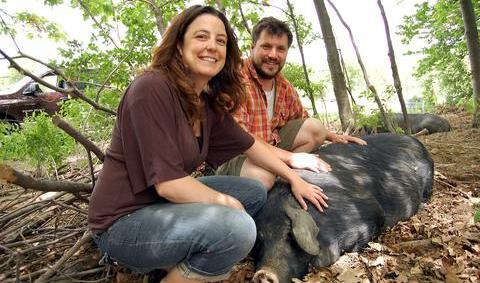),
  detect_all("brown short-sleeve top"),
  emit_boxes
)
[88,71,254,232]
